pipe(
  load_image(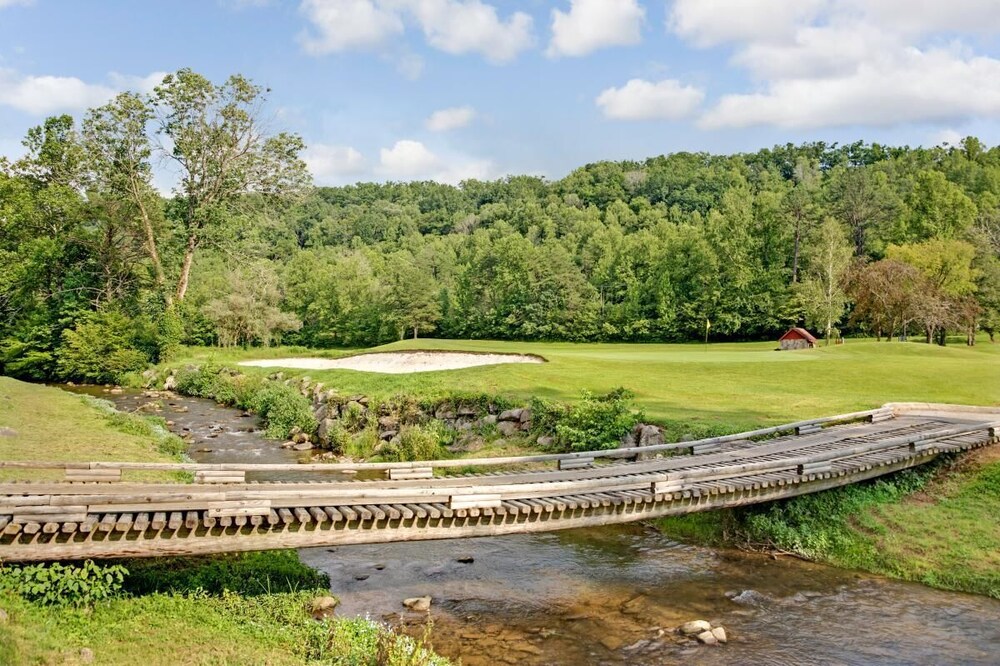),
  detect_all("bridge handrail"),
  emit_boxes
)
[0,407,892,475]
[3,422,996,508]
